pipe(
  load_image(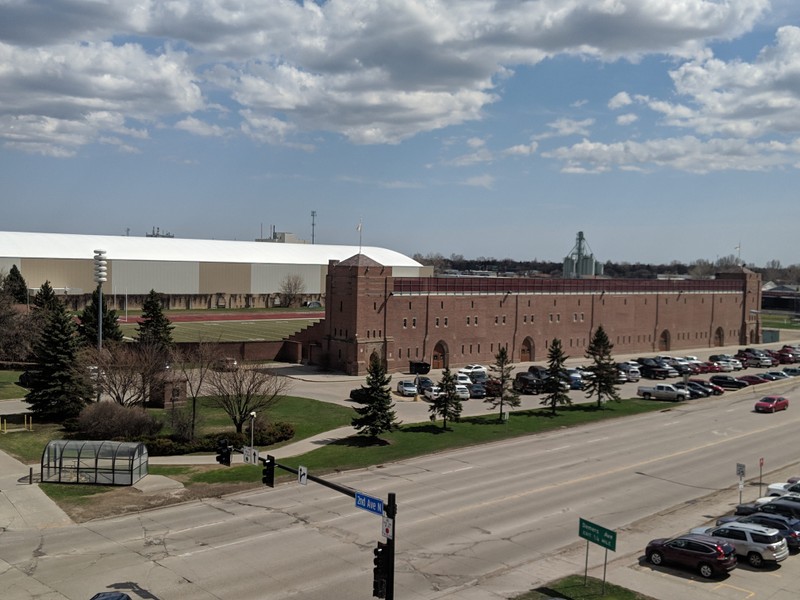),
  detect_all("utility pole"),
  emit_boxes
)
[311,210,317,244]
[93,249,107,350]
